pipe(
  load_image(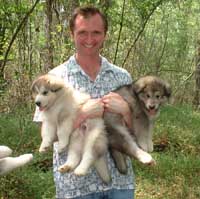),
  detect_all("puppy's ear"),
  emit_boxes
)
[31,79,38,94]
[132,79,146,94]
[48,76,64,92]
[163,81,171,99]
